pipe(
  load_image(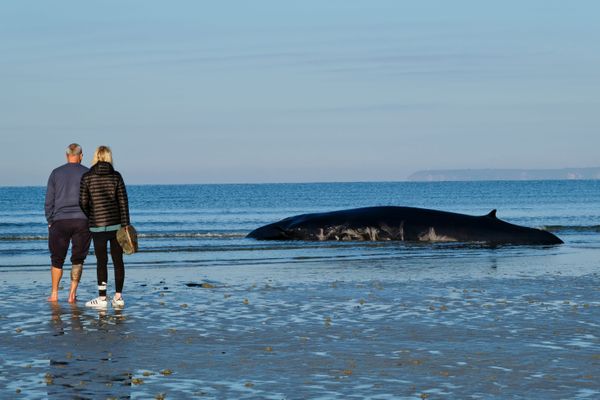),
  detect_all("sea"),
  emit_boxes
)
[1,180,599,272]
[2,181,600,399]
